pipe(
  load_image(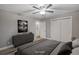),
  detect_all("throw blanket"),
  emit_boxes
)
[17,39,61,55]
